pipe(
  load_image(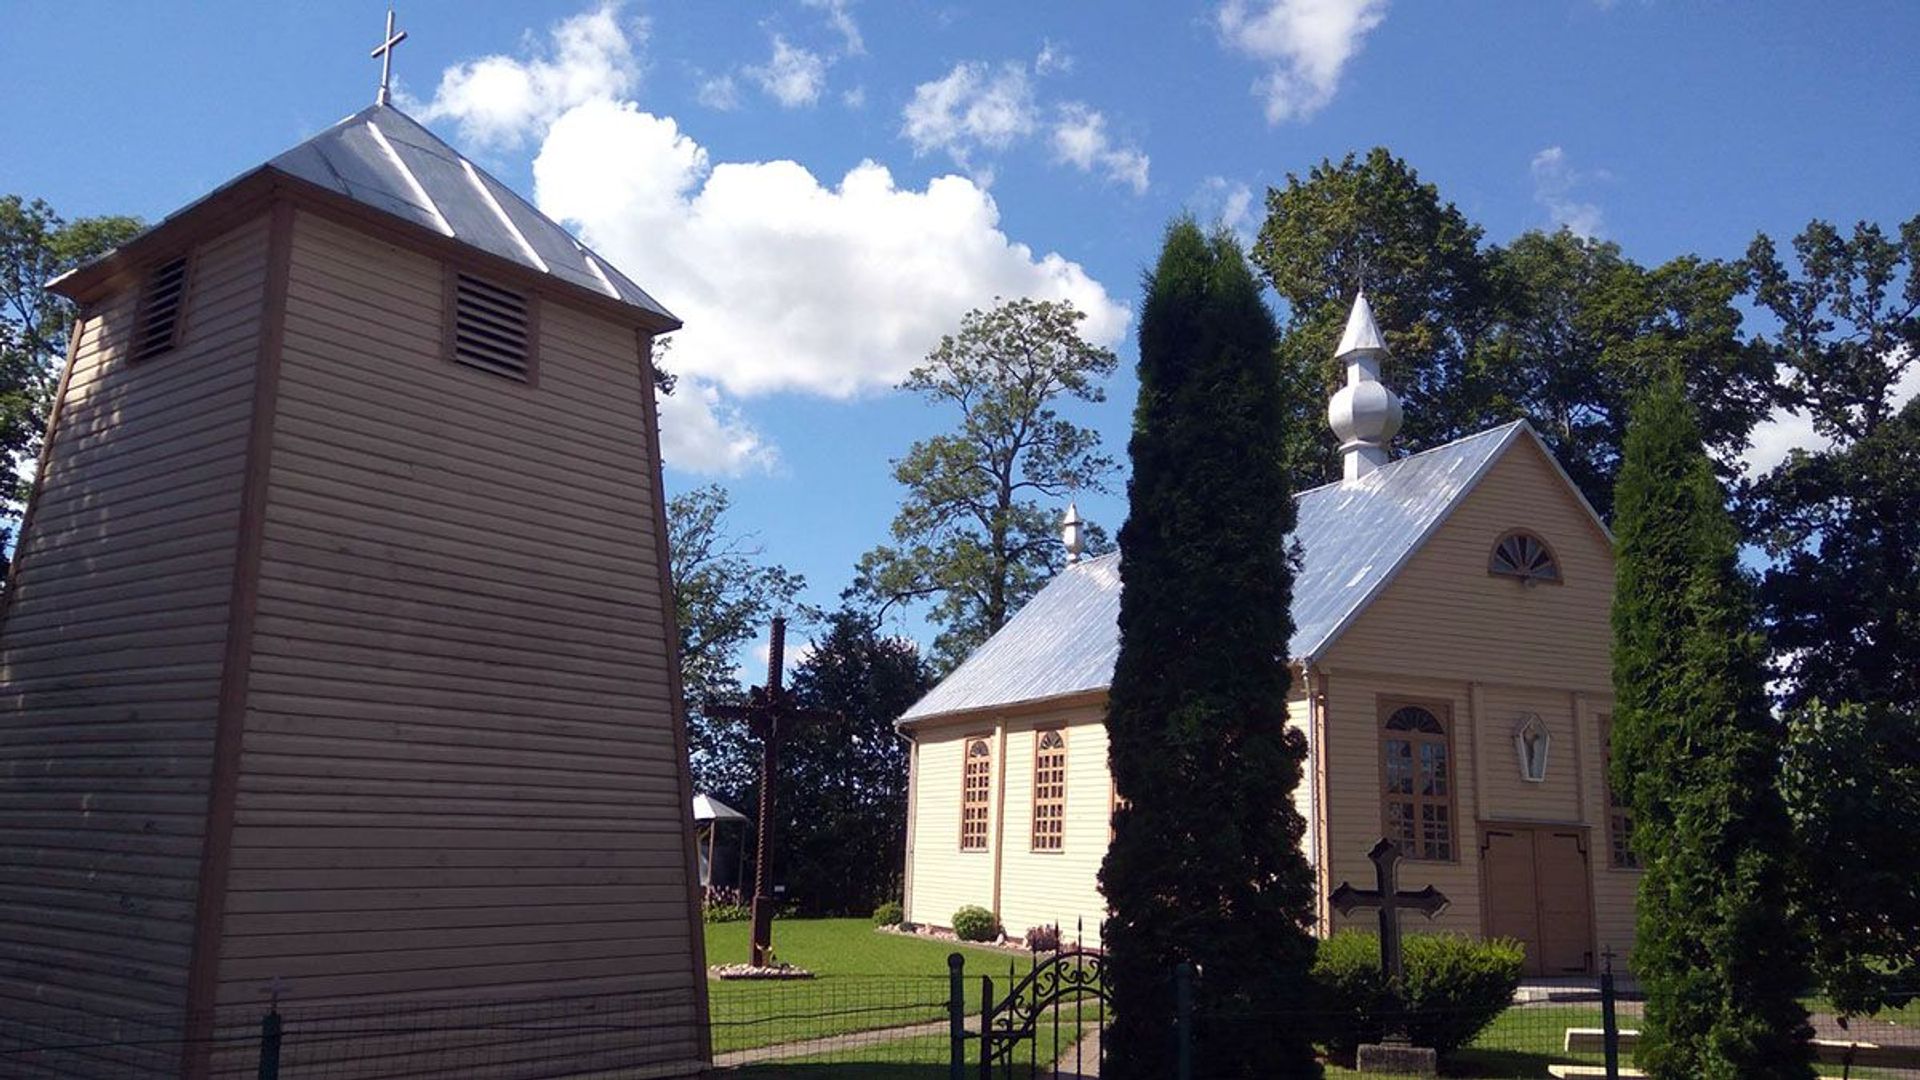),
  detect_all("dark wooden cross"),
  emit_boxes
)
[705,616,835,967]
[1331,838,1450,1018]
